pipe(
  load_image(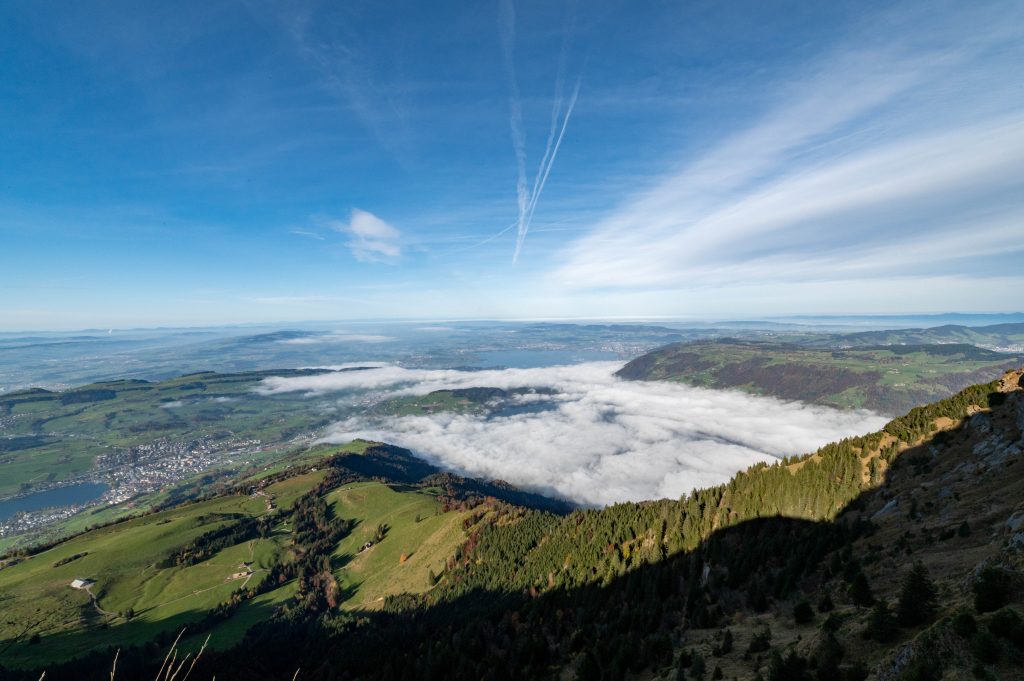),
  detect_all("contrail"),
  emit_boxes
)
[528,12,572,215]
[518,77,581,257]
[499,0,530,261]
[500,0,581,264]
